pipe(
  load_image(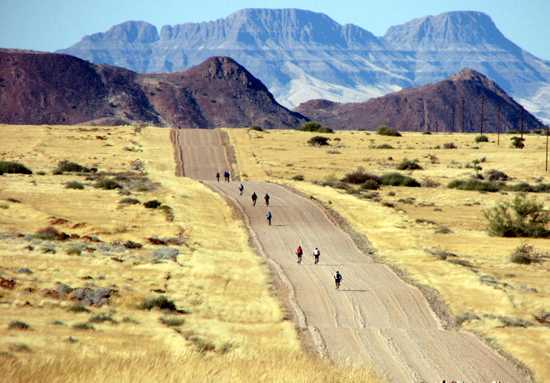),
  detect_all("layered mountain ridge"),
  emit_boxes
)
[59,8,550,122]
